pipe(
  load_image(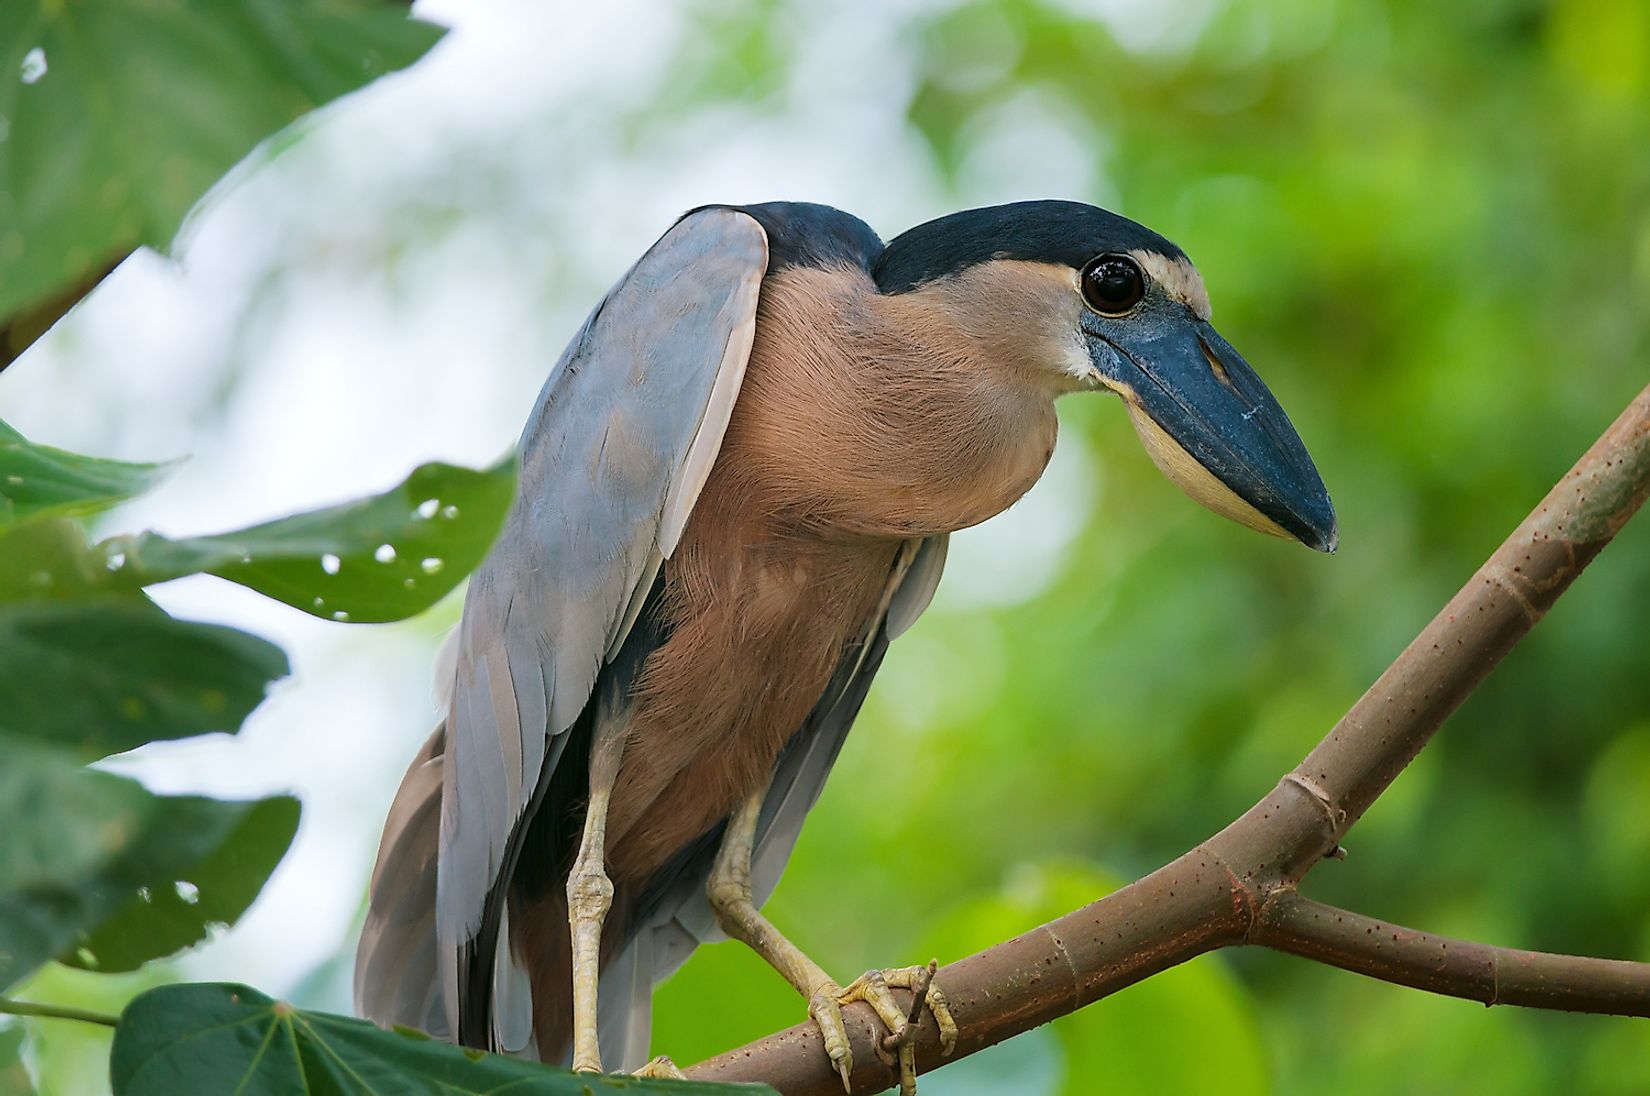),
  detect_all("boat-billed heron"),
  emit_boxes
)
[356,200,1335,1092]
